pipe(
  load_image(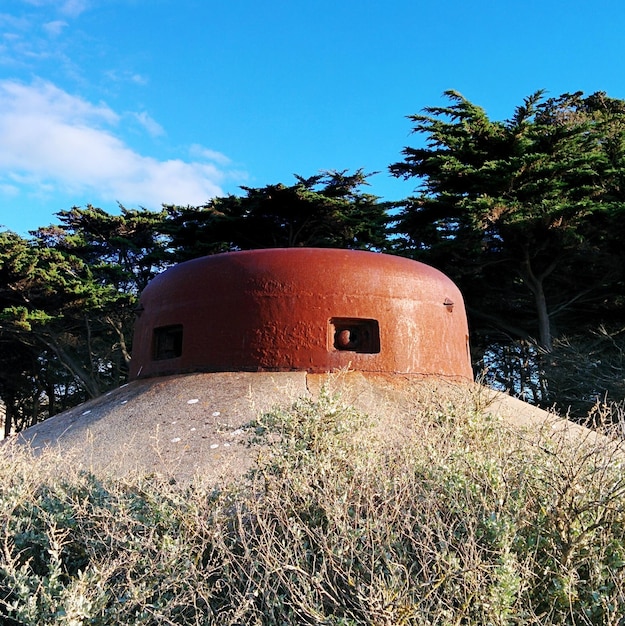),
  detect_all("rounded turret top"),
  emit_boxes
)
[129,248,472,380]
